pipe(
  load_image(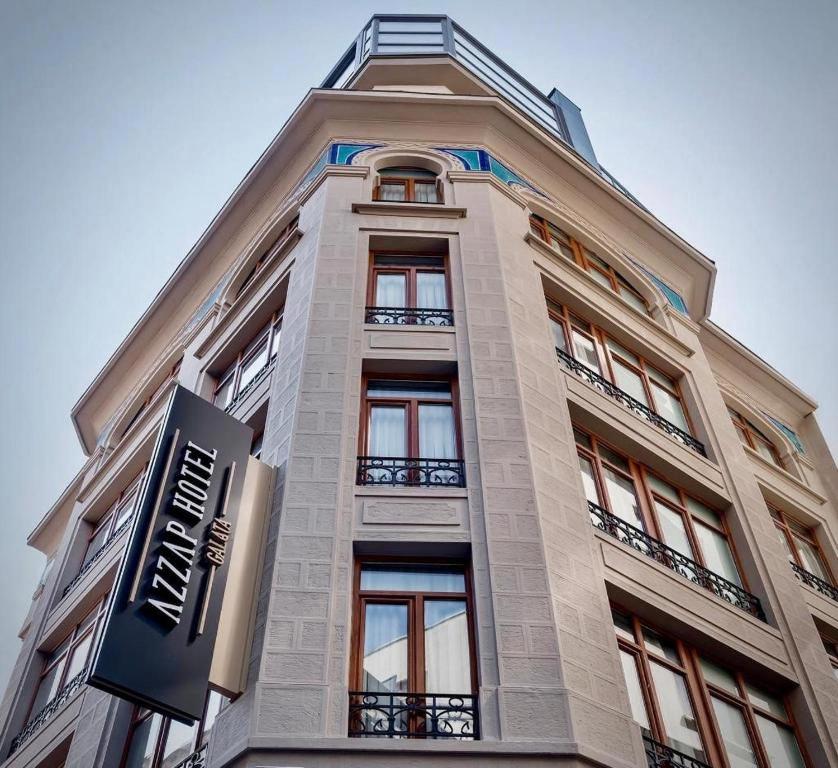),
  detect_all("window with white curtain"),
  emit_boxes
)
[363,378,459,466]
[368,253,450,325]
[352,560,476,737]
